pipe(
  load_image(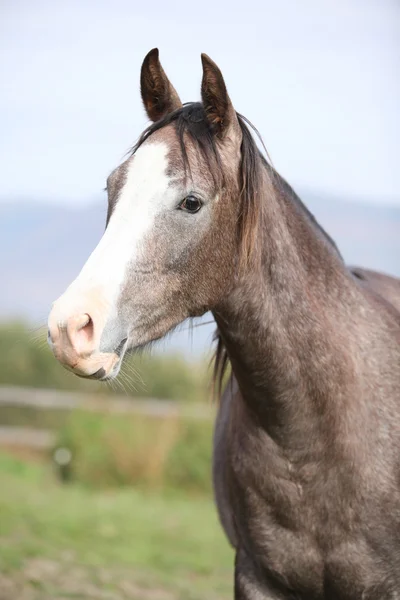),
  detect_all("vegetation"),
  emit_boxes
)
[0,452,233,600]
[55,410,214,492]
[0,320,225,492]
[0,321,212,401]
[0,321,232,597]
